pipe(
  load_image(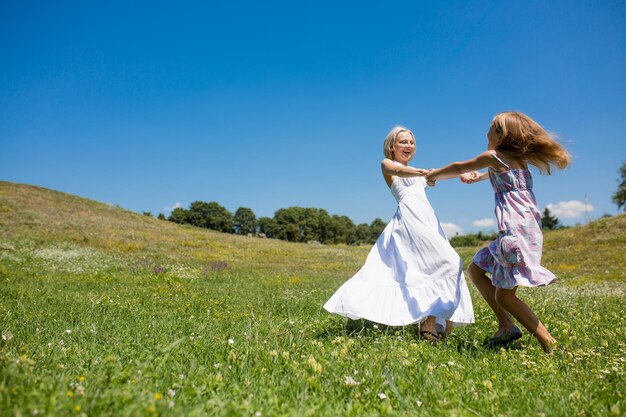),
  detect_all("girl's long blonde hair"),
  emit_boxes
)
[492,112,571,174]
